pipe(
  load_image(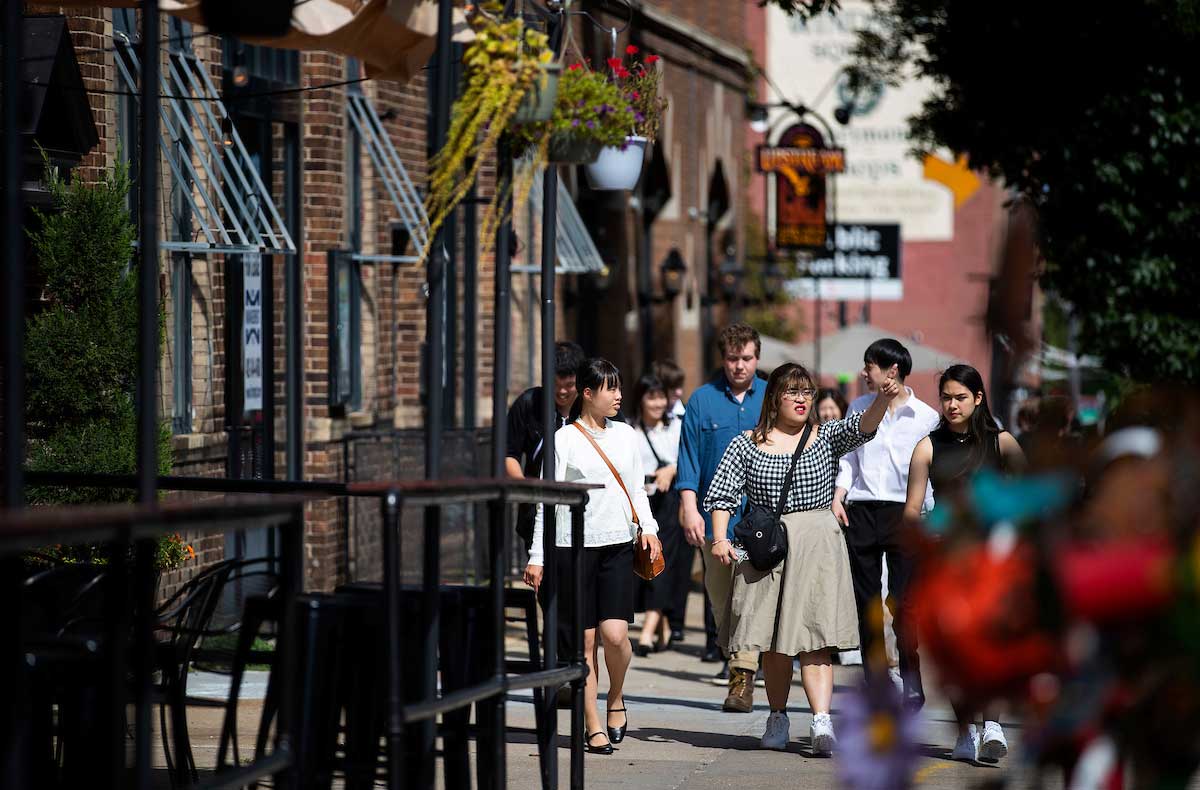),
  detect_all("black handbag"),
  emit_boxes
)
[733,422,812,572]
